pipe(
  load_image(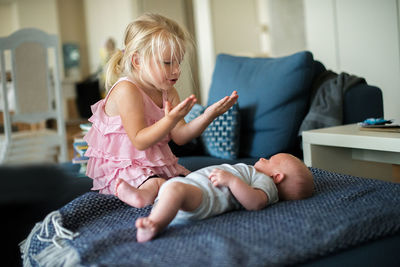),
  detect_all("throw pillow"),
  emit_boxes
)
[201,103,240,159]
[207,51,314,158]
[184,103,240,160]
